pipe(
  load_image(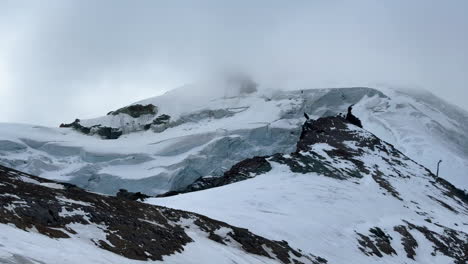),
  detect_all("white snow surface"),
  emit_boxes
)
[0,222,283,264]
[0,84,466,194]
[149,151,467,264]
